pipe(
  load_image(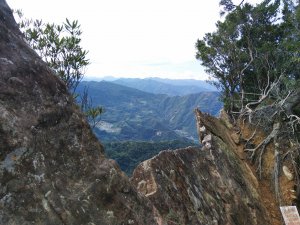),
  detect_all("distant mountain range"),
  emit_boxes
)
[77,79,222,142]
[84,77,217,96]
[111,78,217,96]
